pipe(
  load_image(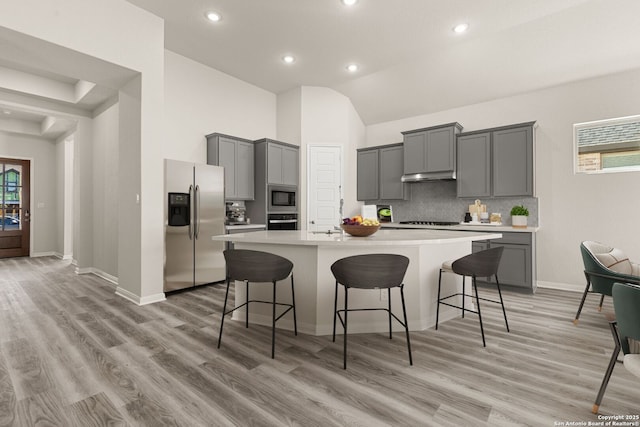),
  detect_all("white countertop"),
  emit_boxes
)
[225,224,266,231]
[381,222,539,233]
[212,229,502,246]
